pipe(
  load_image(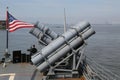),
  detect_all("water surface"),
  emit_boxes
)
[0,24,120,75]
